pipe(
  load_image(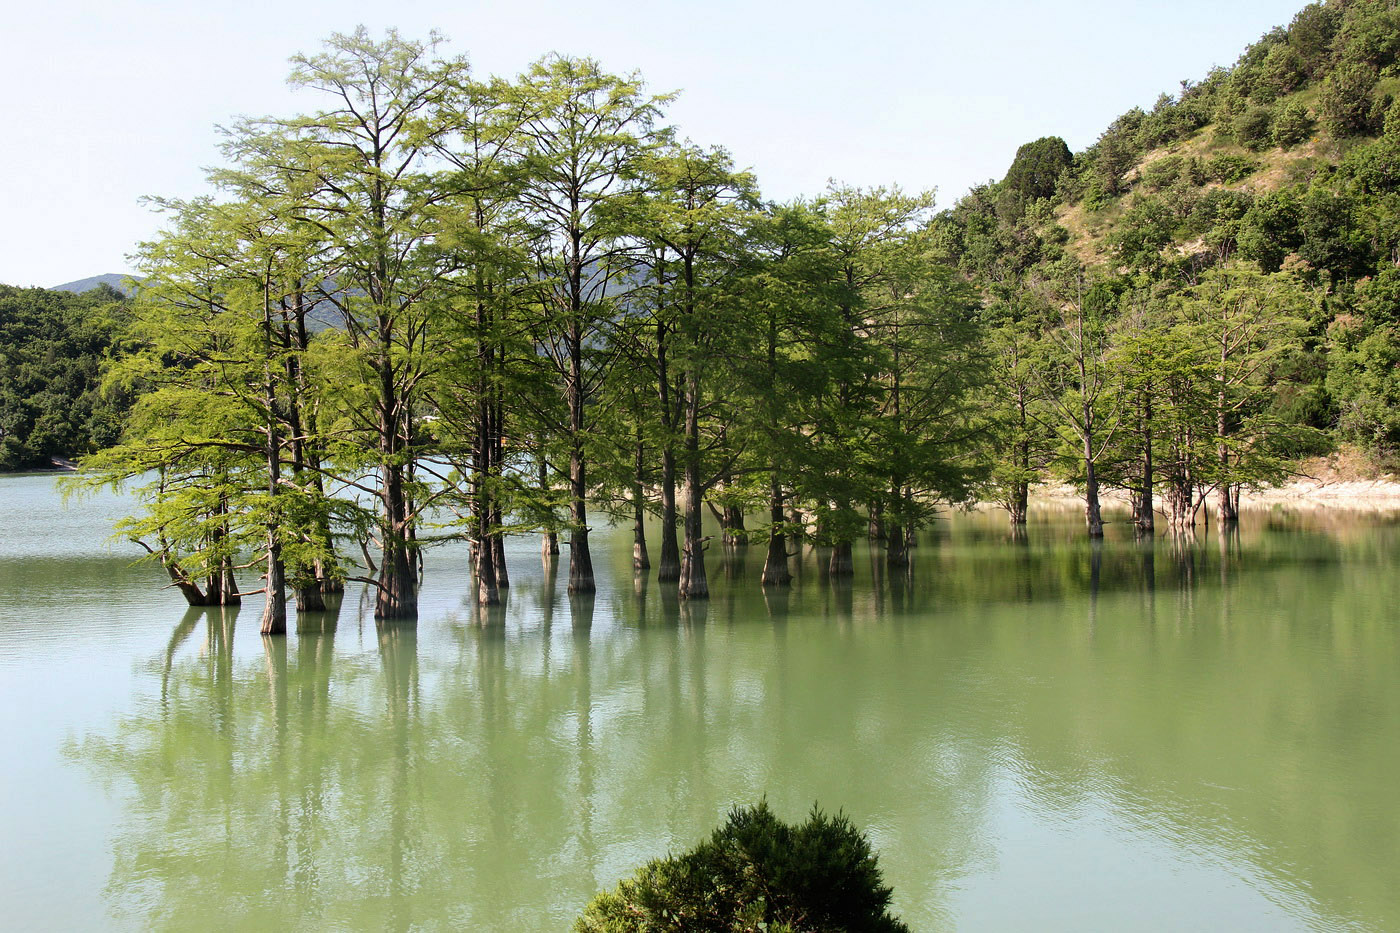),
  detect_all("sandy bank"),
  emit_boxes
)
[1023,477,1400,514]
